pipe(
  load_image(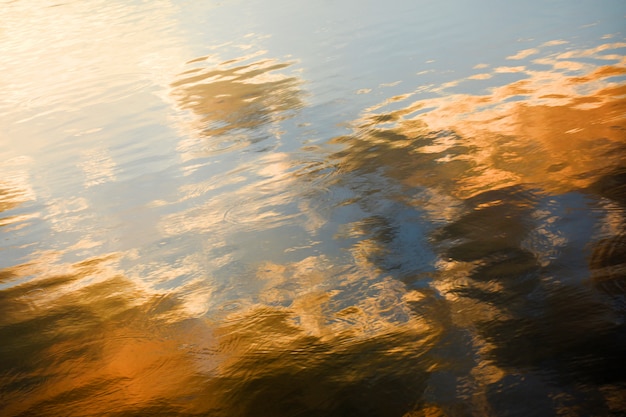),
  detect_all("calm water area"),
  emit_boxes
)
[1,1,626,416]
